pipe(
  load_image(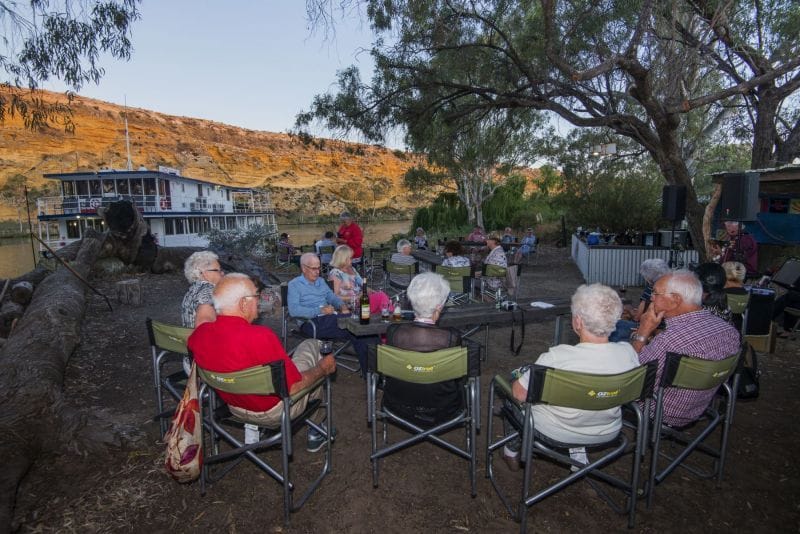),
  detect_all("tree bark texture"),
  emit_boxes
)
[0,234,103,533]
